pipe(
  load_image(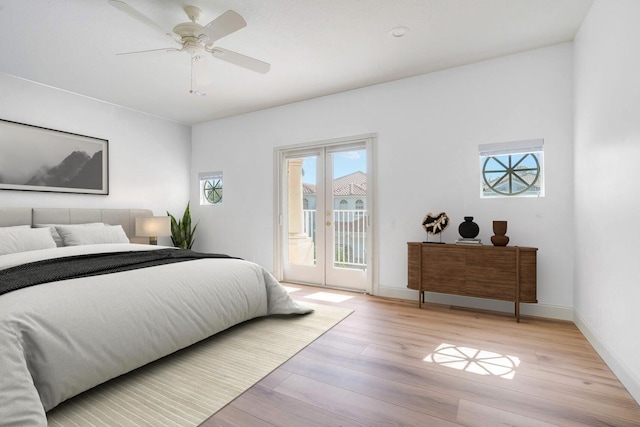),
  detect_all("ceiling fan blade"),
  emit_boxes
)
[108,0,181,44]
[116,47,181,56]
[200,10,247,44]
[210,47,270,74]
